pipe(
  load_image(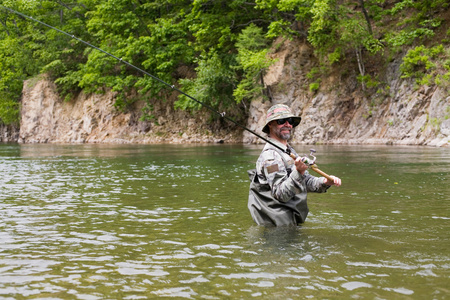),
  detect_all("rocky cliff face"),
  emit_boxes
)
[244,39,450,147]
[17,39,449,147]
